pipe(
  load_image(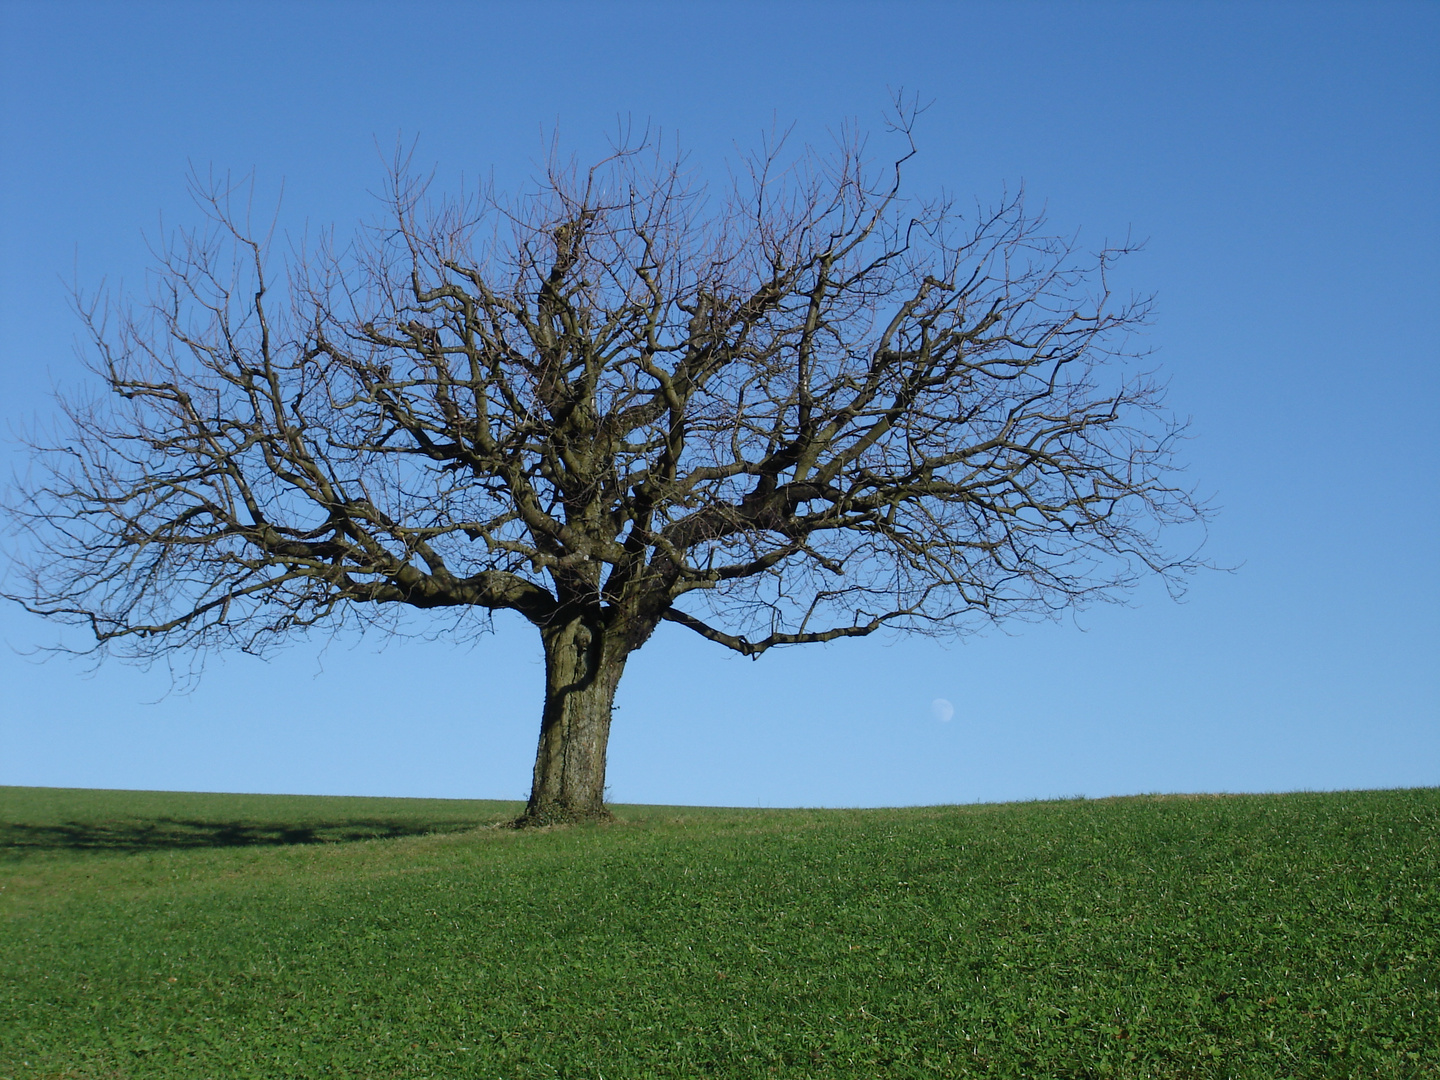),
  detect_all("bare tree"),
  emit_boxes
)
[5,113,1206,823]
